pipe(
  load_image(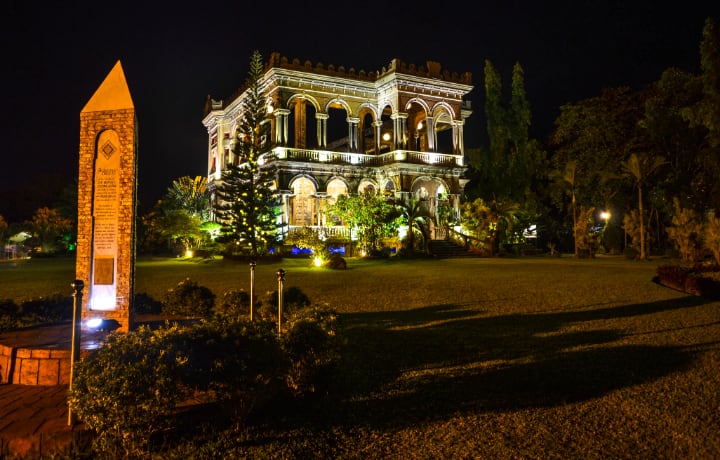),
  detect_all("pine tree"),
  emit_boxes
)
[215,50,280,257]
